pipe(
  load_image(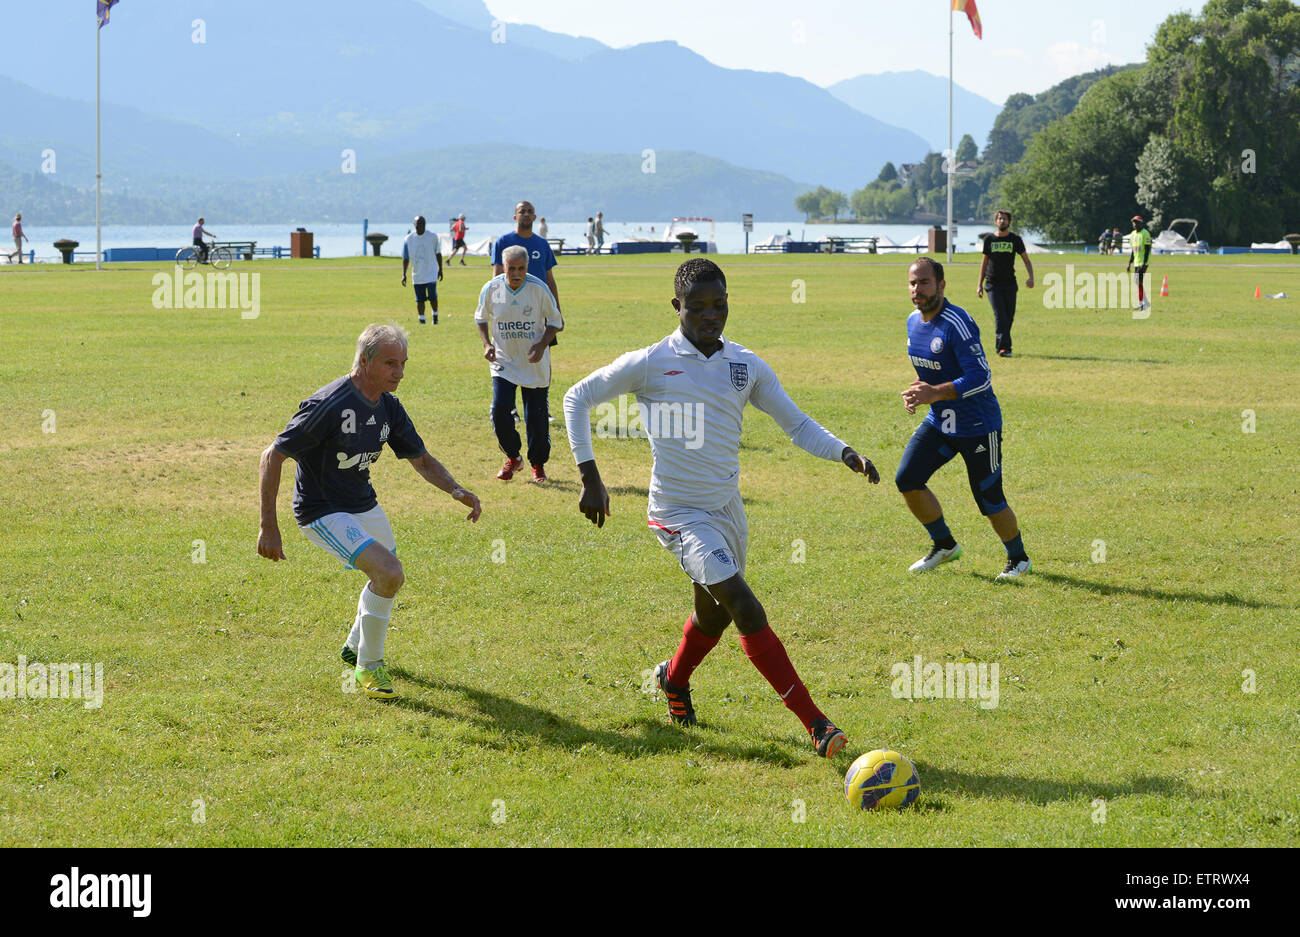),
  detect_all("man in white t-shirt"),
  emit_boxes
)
[476,244,564,483]
[401,216,444,325]
[563,257,881,757]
